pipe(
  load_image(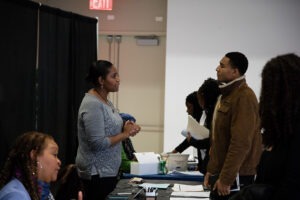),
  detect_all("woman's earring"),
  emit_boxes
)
[37,161,43,169]
[31,164,36,176]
